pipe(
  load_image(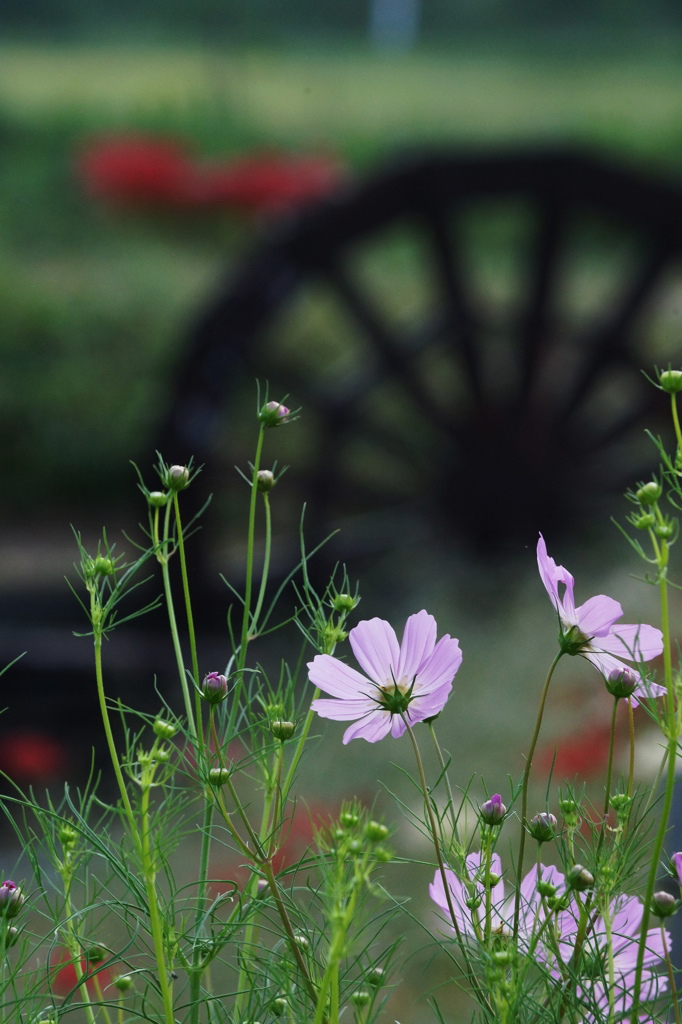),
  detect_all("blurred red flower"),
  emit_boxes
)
[76,135,345,213]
